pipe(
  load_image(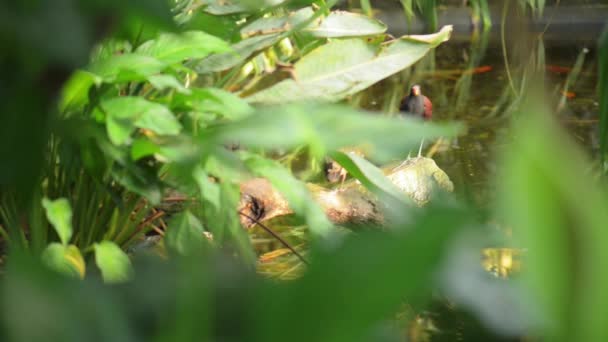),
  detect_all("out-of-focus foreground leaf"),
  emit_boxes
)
[330,151,410,205]
[41,243,86,279]
[94,241,133,283]
[242,154,333,237]
[207,103,463,163]
[41,197,73,245]
[136,31,231,65]
[165,211,207,257]
[1,202,471,342]
[497,100,608,341]
[599,25,608,165]
[251,203,472,342]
